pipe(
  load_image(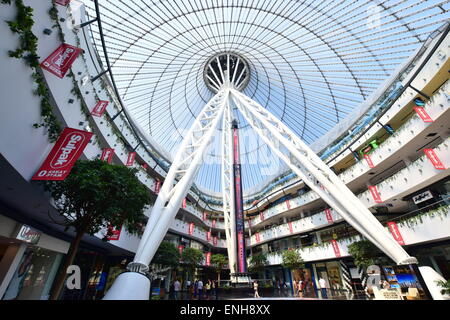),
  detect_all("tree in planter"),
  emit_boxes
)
[281,249,304,271]
[181,247,204,281]
[248,252,268,279]
[44,159,151,300]
[151,242,181,296]
[210,254,228,283]
[347,240,392,269]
